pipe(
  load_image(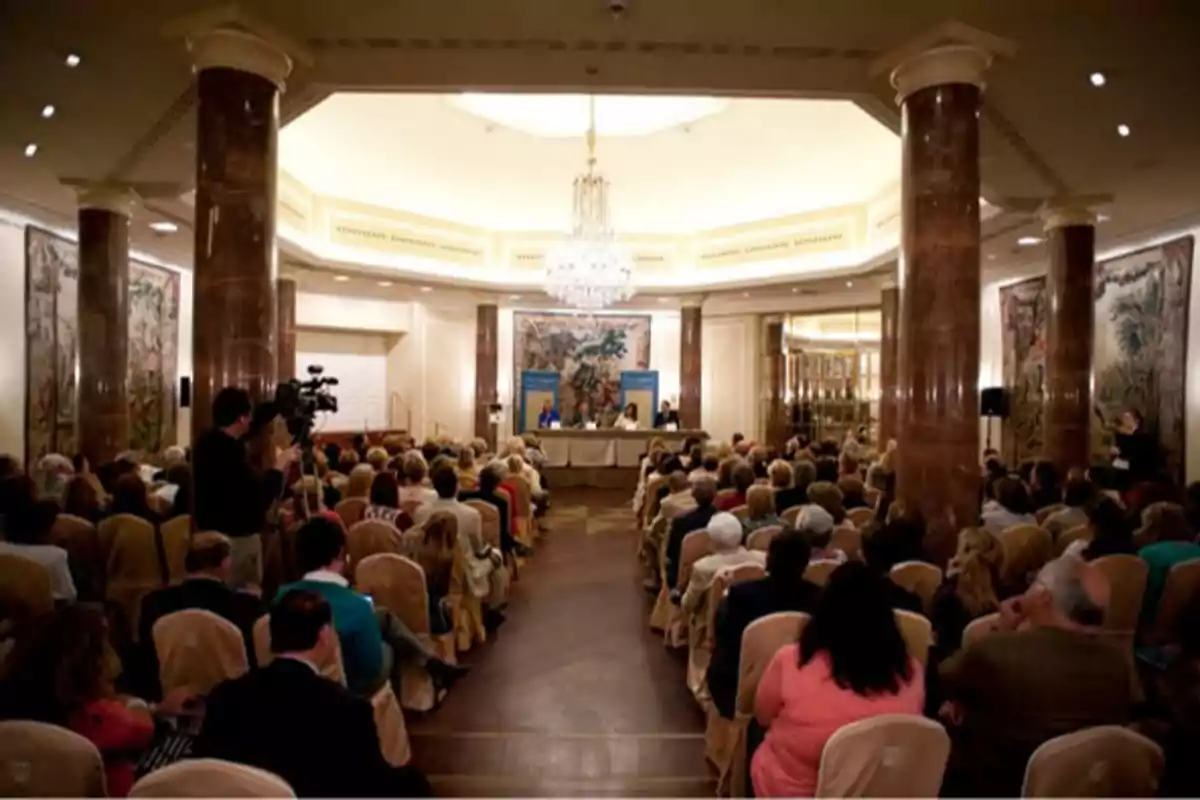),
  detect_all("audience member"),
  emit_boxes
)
[939,556,1134,797]
[665,477,718,589]
[193,388,295,589]
[1135,500,1193,549]
[457,446,480,484]
[63,474,104,523]
[806,480,845,525]
[163,463,194,519]
[344,463,375,501]
[138,533,265,688]
[1138,506,1200,626]
[742,485,781,536]
[363,472,414,530]
[1043,475,1095,538]
[767,460,802,514]
[365,446,389,473]
[35,453,74,503]
[1066,496,1134,560]
[1029,460,1062,511]
[679,512,765,613]
[751,562,924,797]
[459,464,525,557]
[813,456,839,484]
[1184,481,1200,533]
[0,497,77,601]
[398,452,438,505]
[706,529,819,719]
[0,605,196,797]
[338,448,361,475]
[411,512,456,635]
[110,473,160,524]
[688,453,719,484]
[658,471,698,522]
[798,504,844,563]
[836,475,867,510]
[980,476,1035,535]
[0,454,21,482]
[861,515,926,613]
[716,462,755,511]
[196,590,431,797]
[929,527,1002,658]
